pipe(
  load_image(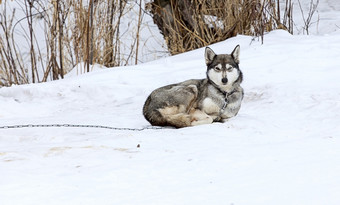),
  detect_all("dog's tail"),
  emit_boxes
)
[143,95,167,126]
[143,95,192,128]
